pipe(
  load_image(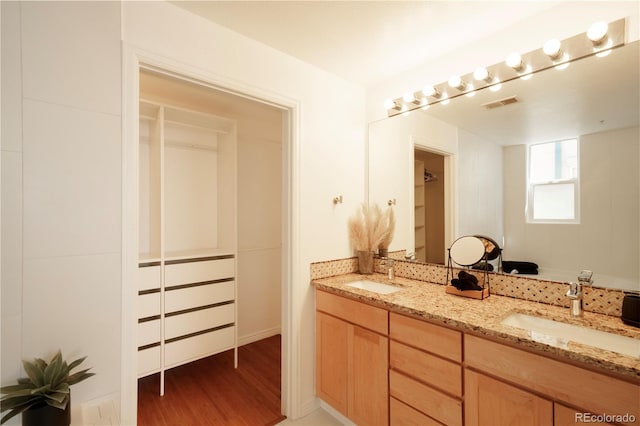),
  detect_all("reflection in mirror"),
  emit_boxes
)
[368,40,639,291]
